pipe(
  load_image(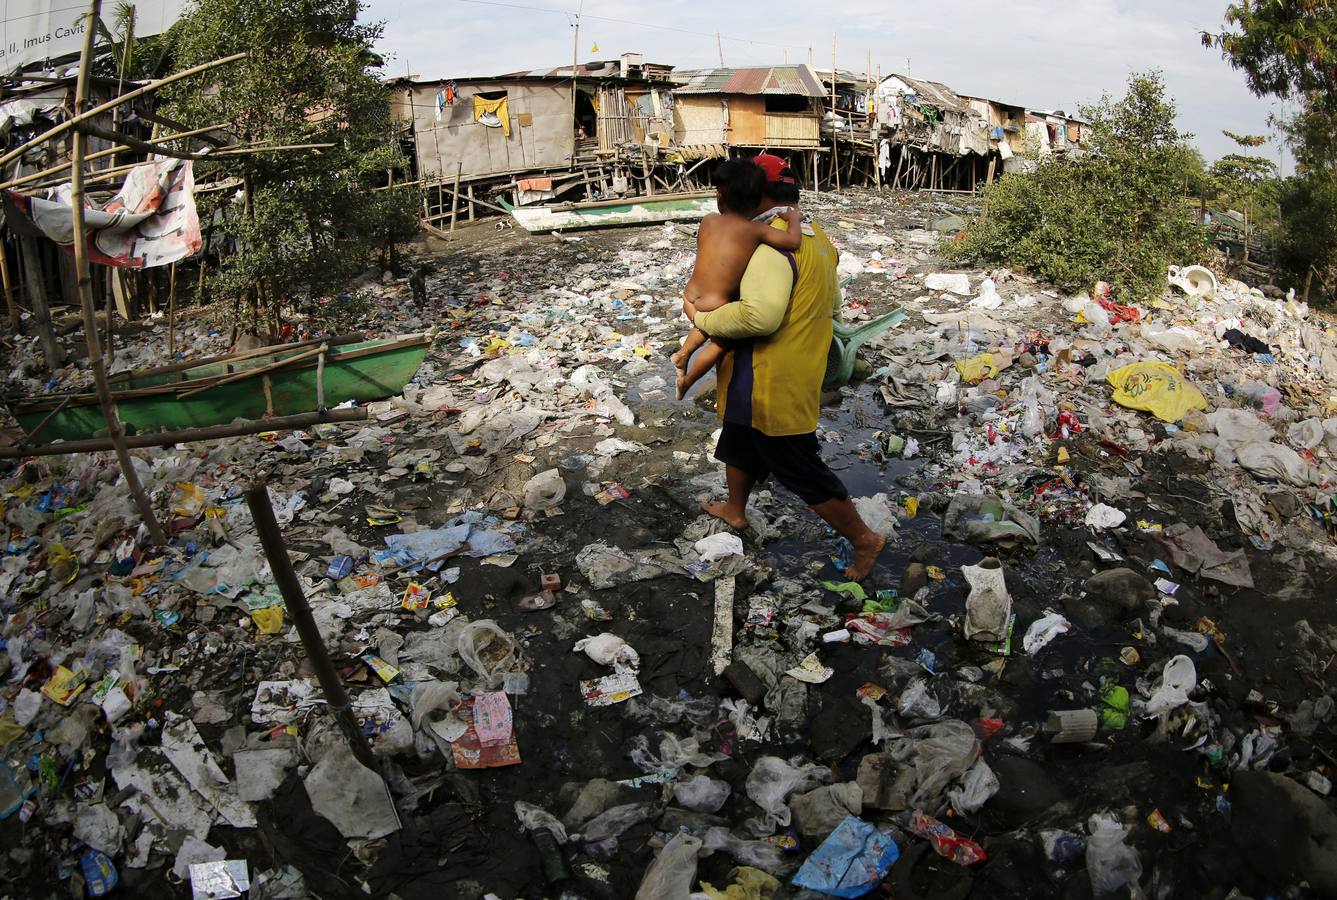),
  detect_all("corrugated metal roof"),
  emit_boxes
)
[673,65,826,97]
[880,74,967,113]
